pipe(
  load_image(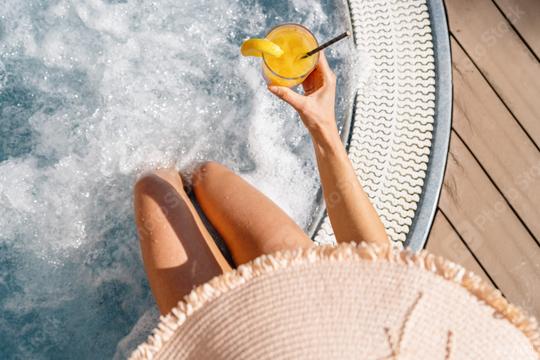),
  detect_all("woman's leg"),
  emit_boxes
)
[192,161,313,265]
[134,169,232,315]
